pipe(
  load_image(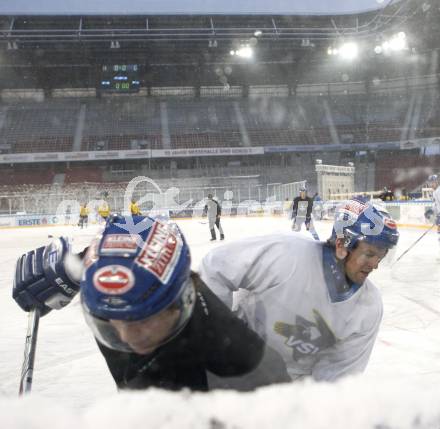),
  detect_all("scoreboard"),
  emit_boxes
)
[99,64,141,92]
